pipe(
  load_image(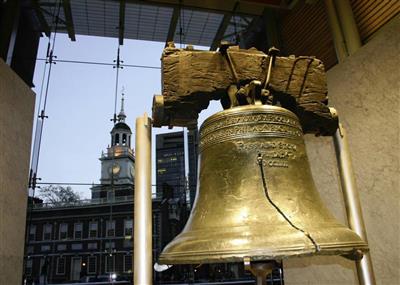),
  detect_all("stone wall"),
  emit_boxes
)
[0,59,35,285]
[284,15,399,285]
